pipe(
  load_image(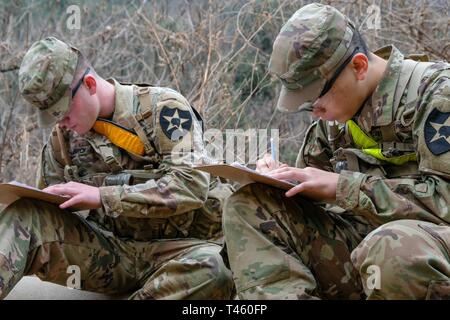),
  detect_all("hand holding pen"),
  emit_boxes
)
[255,138,287,173]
